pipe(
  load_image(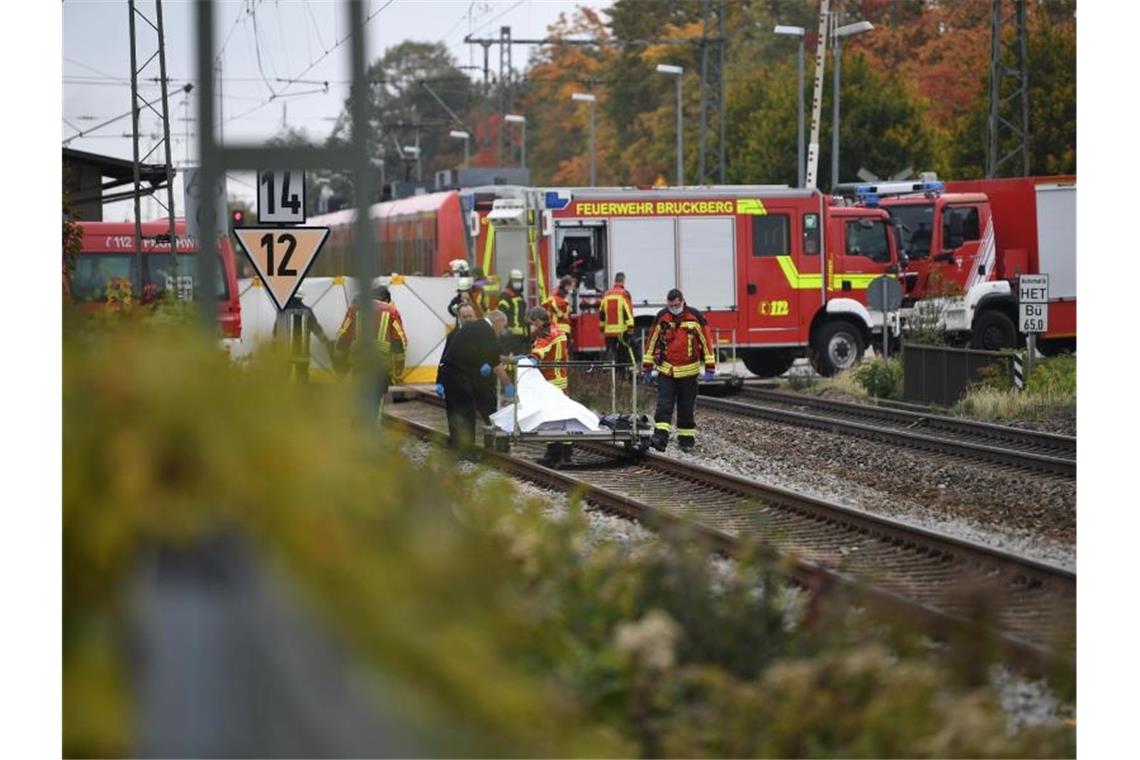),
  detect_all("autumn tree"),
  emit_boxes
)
[948,1,1076,178]
[514,8,618,185]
